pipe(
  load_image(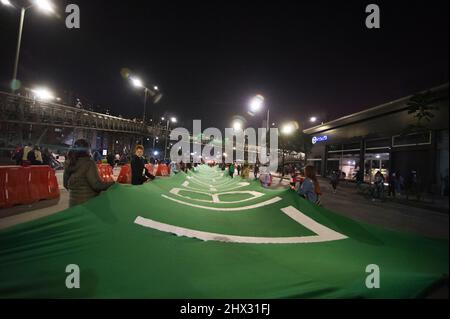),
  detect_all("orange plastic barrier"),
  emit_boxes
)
[97,164,114,183]
[145,164,154,175]
[0,166,59,209]
[28,166,60,202]
[117,164,131,184]
[155,164,169,176]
